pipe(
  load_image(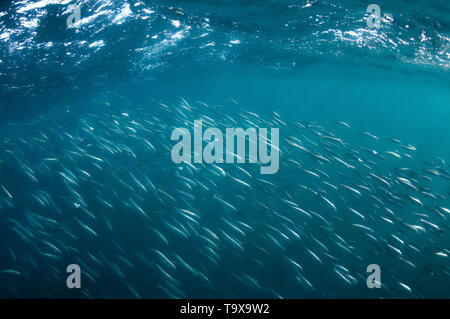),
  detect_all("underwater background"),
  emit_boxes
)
[0,0,449,298]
